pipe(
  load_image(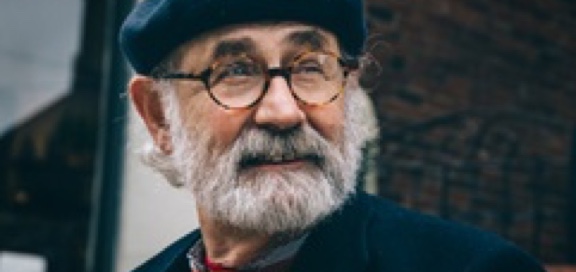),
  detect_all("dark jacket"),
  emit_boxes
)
[133,192,545,272]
